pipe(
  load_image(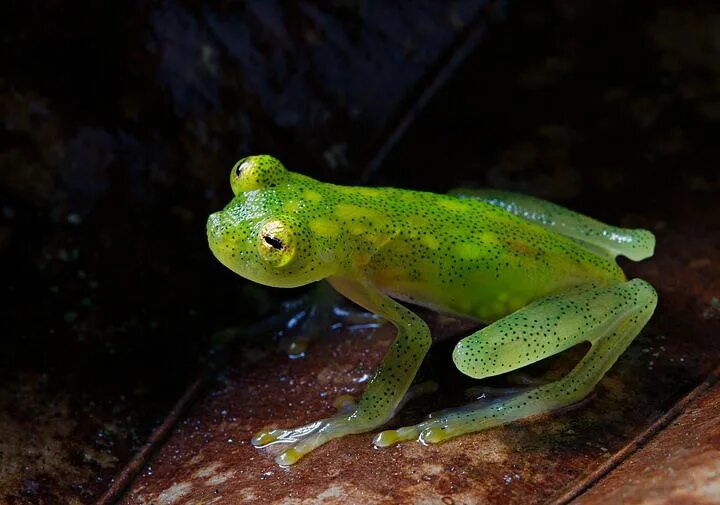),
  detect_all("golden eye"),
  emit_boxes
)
[229,155,288,196]
[234,159,249,178]
[258,219,296,267]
